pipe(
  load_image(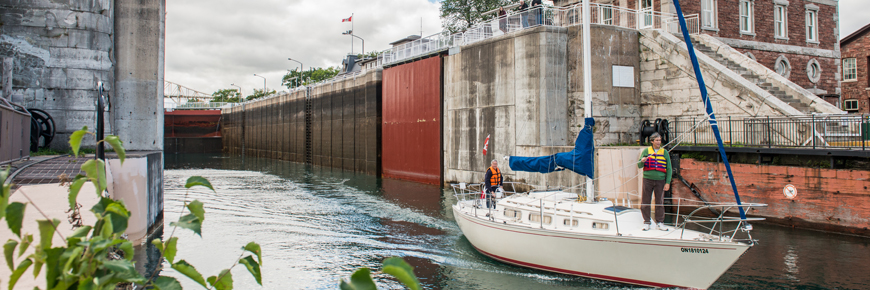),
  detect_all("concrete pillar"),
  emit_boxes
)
[2,58,11,101]
[113,0,165,151]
